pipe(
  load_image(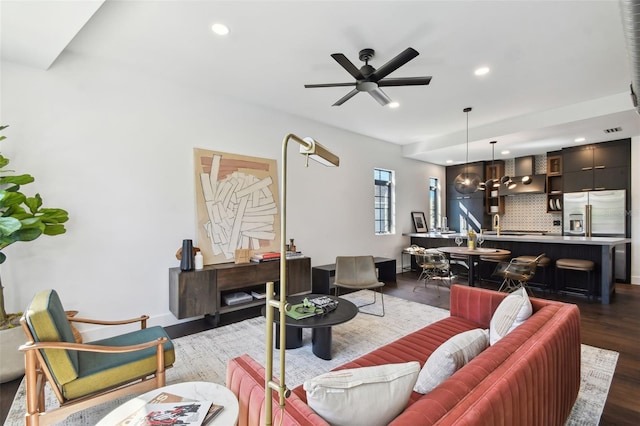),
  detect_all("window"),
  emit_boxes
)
[374,168,395,234]
[428,177,440,230]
